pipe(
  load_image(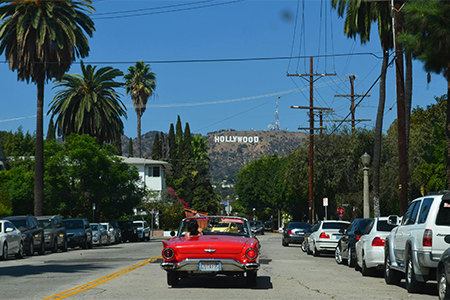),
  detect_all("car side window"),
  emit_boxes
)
[418,198,434,224]
[403,201,420,225]
[364,219,374,235]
